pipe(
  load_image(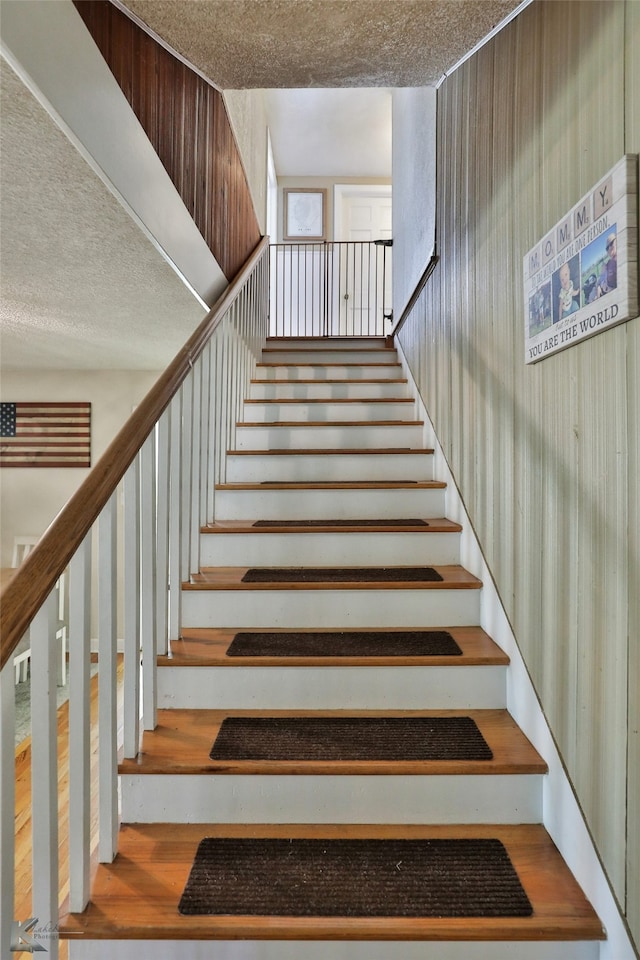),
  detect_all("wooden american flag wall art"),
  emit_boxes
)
[0,402,91,468]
